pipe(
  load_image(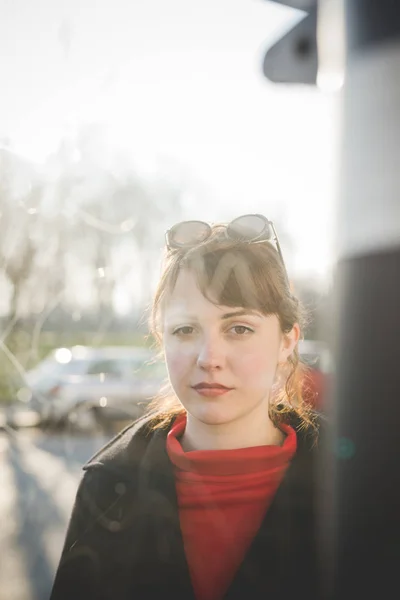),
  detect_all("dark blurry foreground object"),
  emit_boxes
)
[9,346,166,431]
[264,1,400,598]
[329,1,400,597]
